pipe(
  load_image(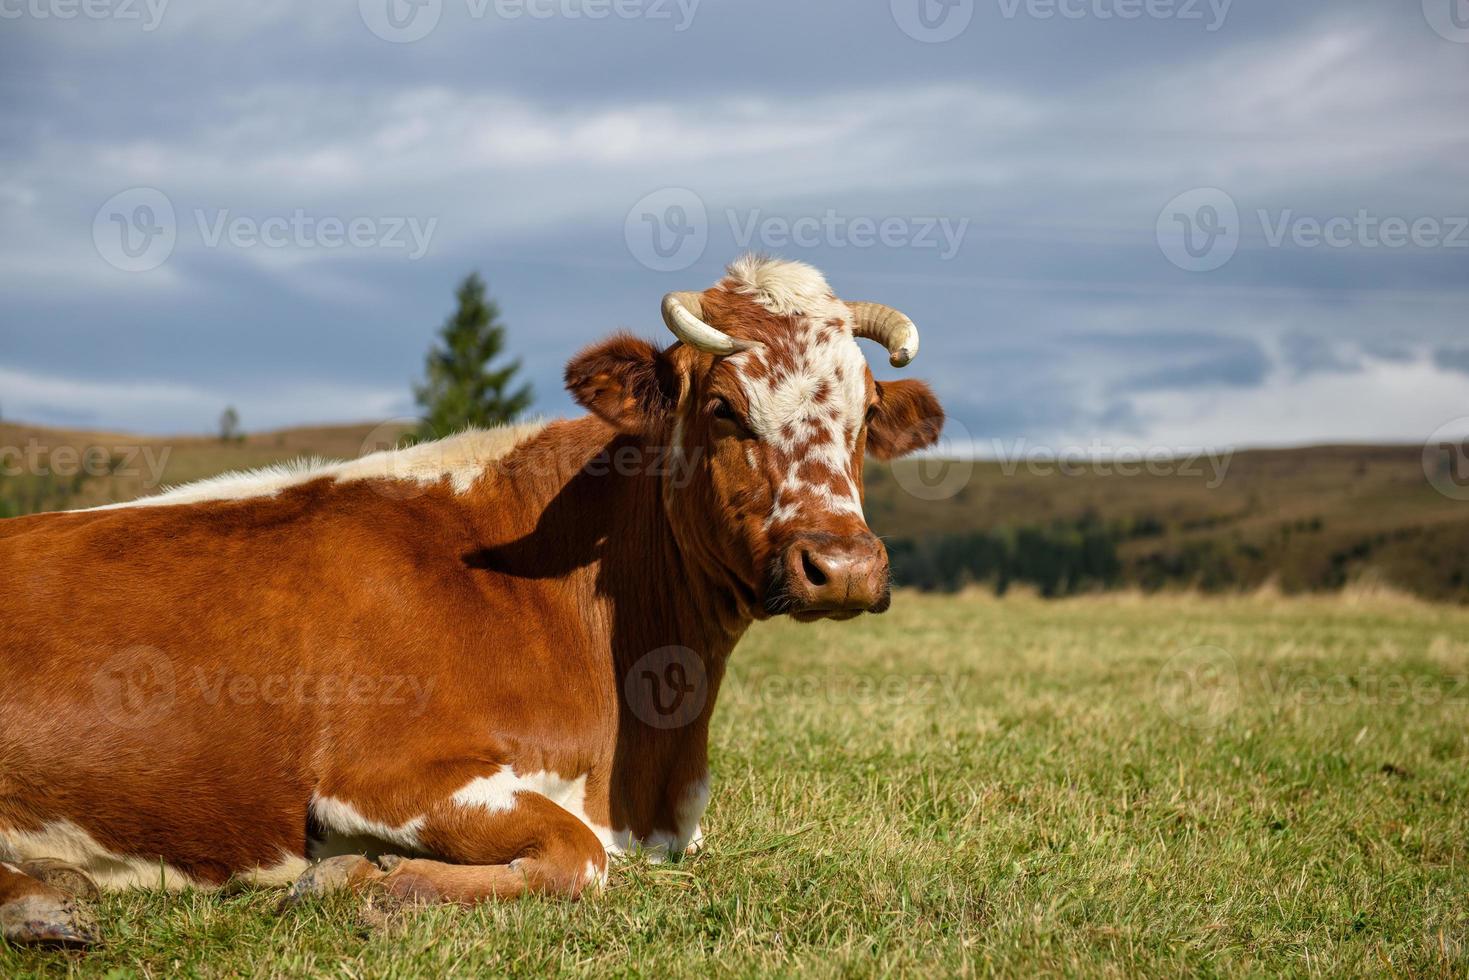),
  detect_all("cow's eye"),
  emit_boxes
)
[709,398,752,436]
